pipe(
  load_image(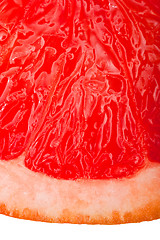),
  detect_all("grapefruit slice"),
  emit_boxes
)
[0,0,160,224]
